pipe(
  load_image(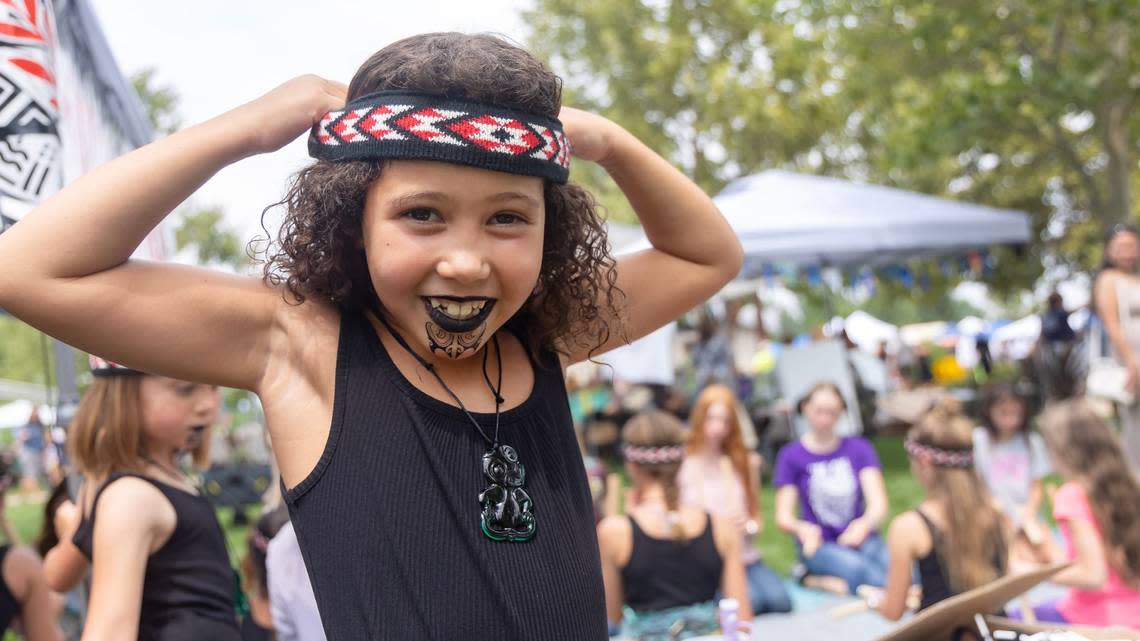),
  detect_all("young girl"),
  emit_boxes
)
[1026,400,1140,628]
[774,382,890,595]
[0,33,742,640]
[598,411,752,638]
[62,359,234,641]
[878,399,1006,620]
[972,384,1050,558]
[241,506,291,641]
[0,457,63,641]
[678,383,792,615]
